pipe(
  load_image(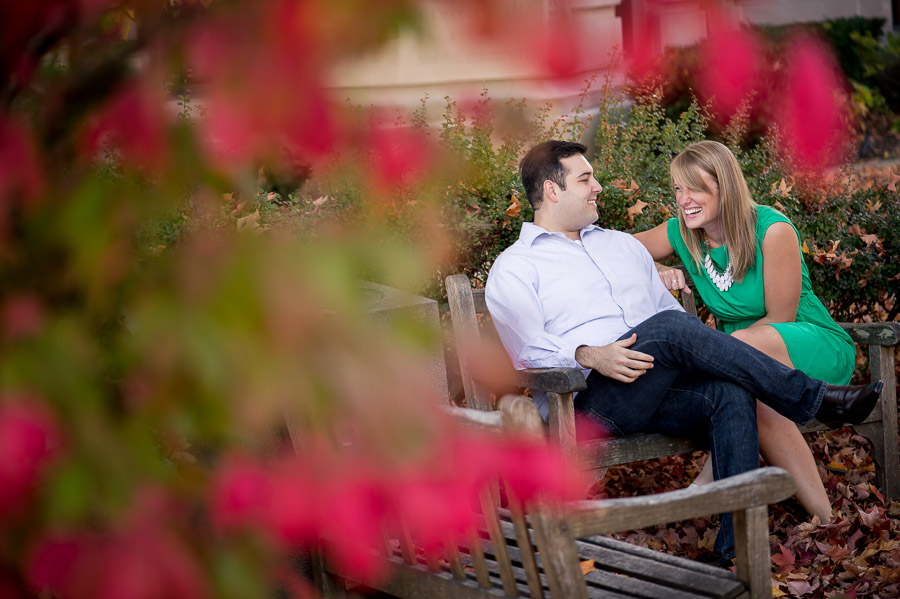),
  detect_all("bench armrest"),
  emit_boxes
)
[512,368,587,393]
[565,467,795,538]
[839,322,900,347]
[469,365,587,394]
